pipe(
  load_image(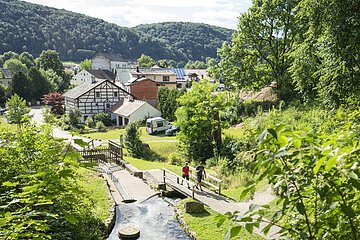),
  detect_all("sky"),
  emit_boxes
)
[23,0,252,29]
